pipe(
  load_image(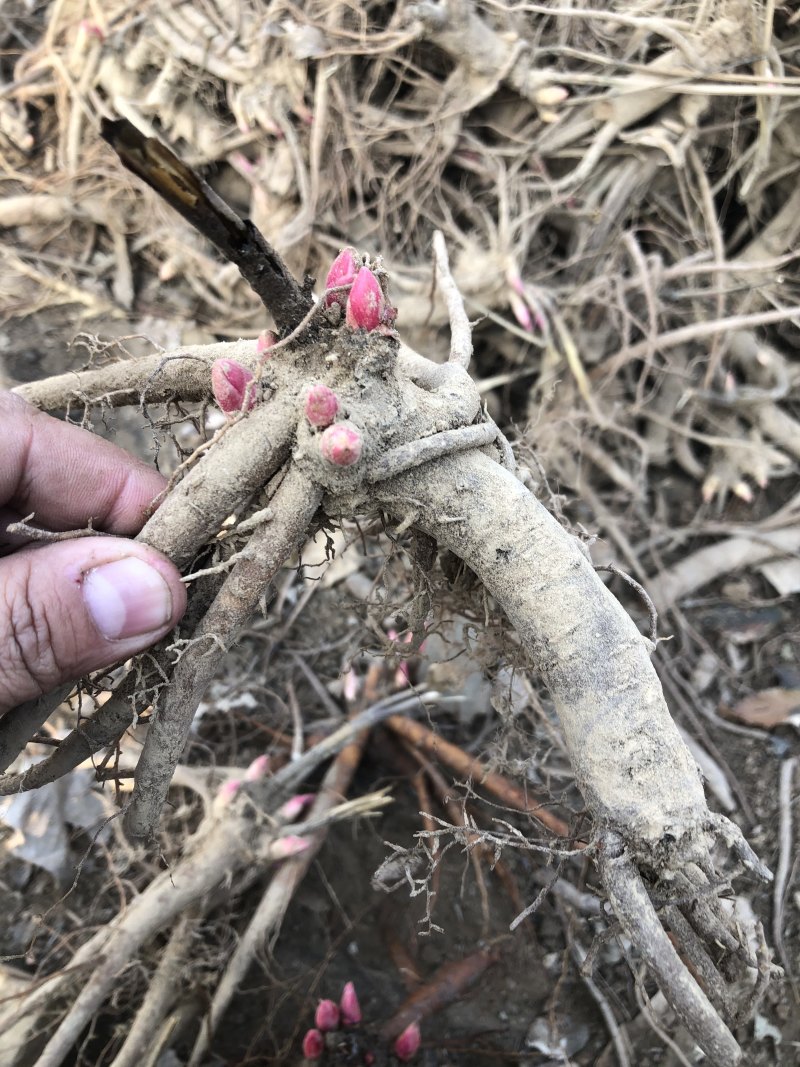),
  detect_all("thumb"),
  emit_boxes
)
[0,538,187,715]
